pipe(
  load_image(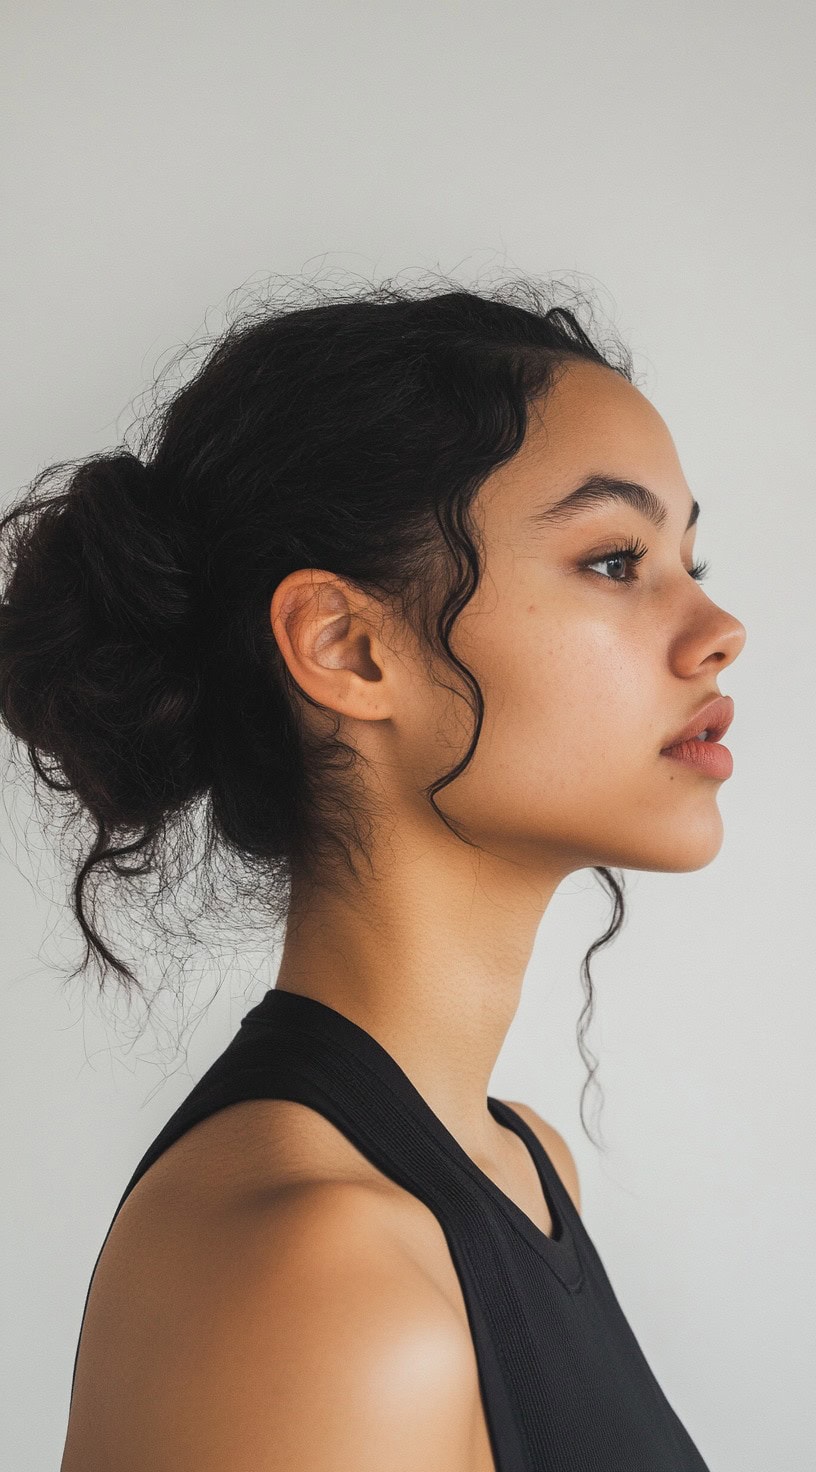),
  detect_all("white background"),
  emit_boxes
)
[2,3,814,1469]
